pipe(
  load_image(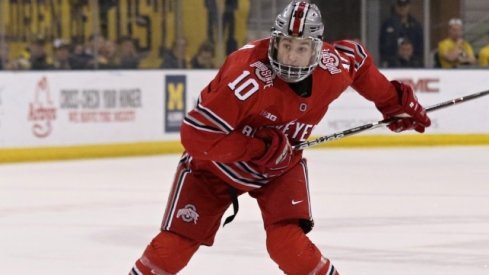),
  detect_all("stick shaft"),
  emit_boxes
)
[293,90,489,150]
